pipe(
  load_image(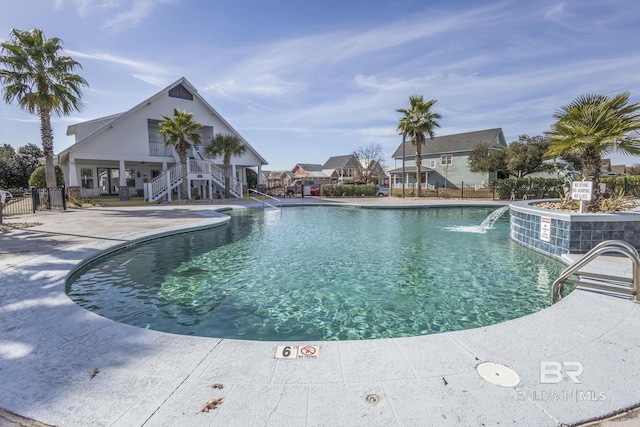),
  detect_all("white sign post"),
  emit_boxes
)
[571,181,593,213]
